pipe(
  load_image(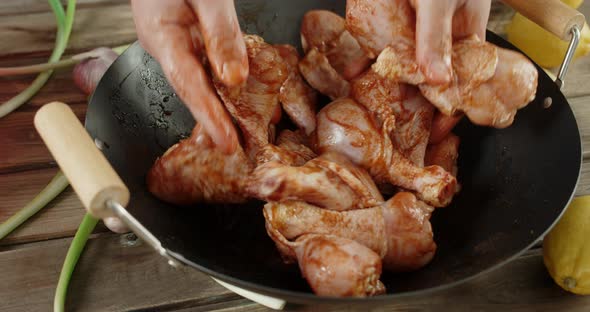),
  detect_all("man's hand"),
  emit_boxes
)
[130,0,247,154]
